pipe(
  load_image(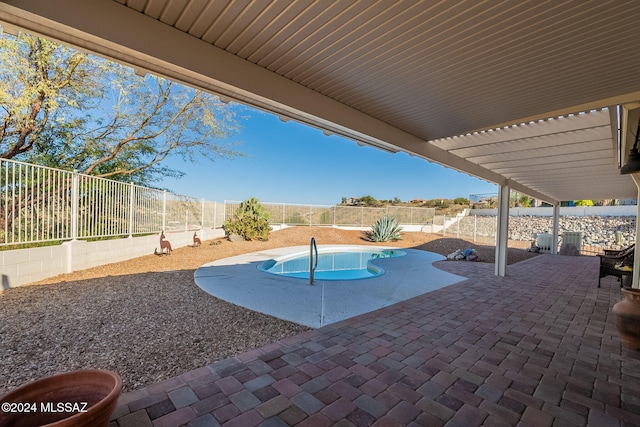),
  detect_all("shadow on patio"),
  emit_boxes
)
[111,254,640,427]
